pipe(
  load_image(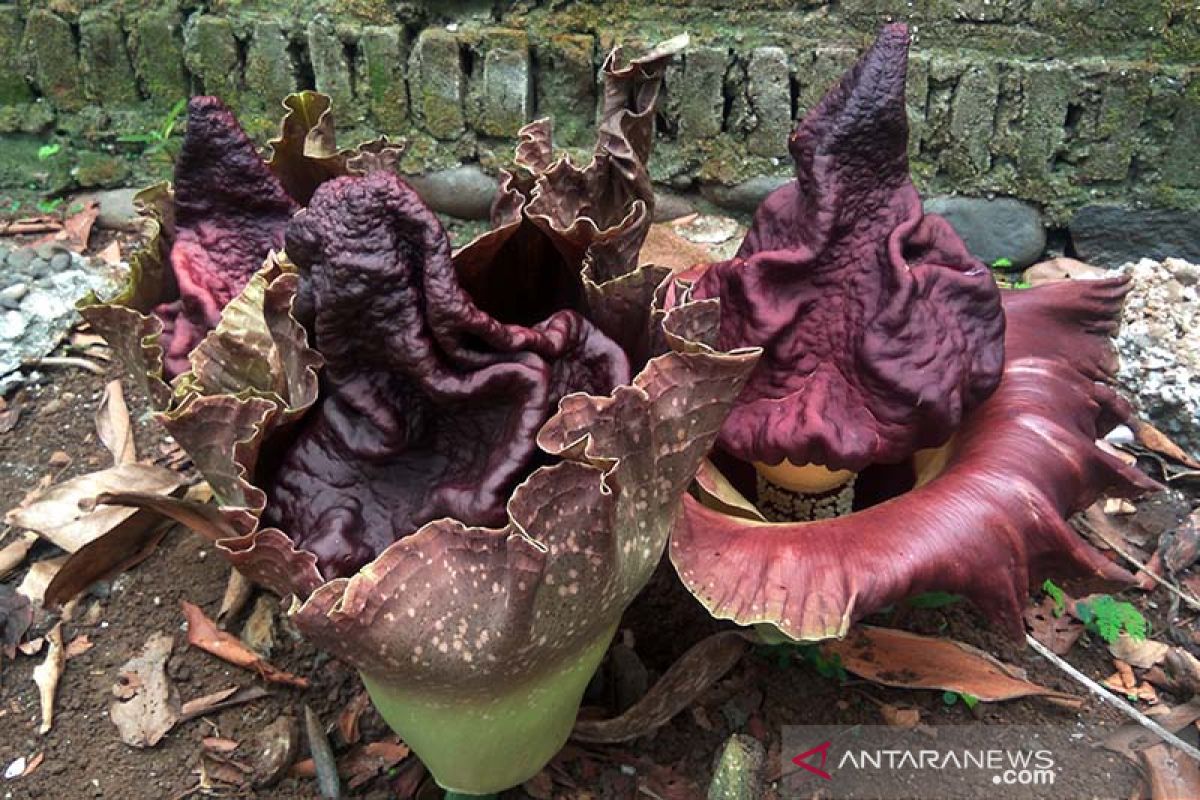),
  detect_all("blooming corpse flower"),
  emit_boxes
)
[83,39,761,794]
[667,24,1159,642]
